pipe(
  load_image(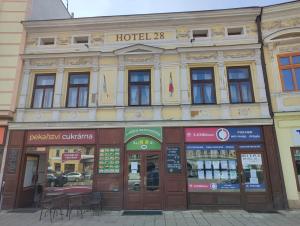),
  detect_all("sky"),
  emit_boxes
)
[63,0,294,18]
